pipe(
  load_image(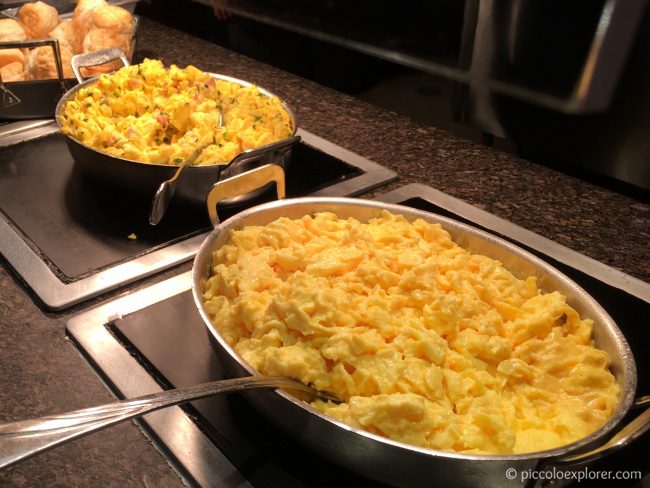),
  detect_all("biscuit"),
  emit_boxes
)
[0,61,25,82]
[18,1,59,40]
[24,45,73,80]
